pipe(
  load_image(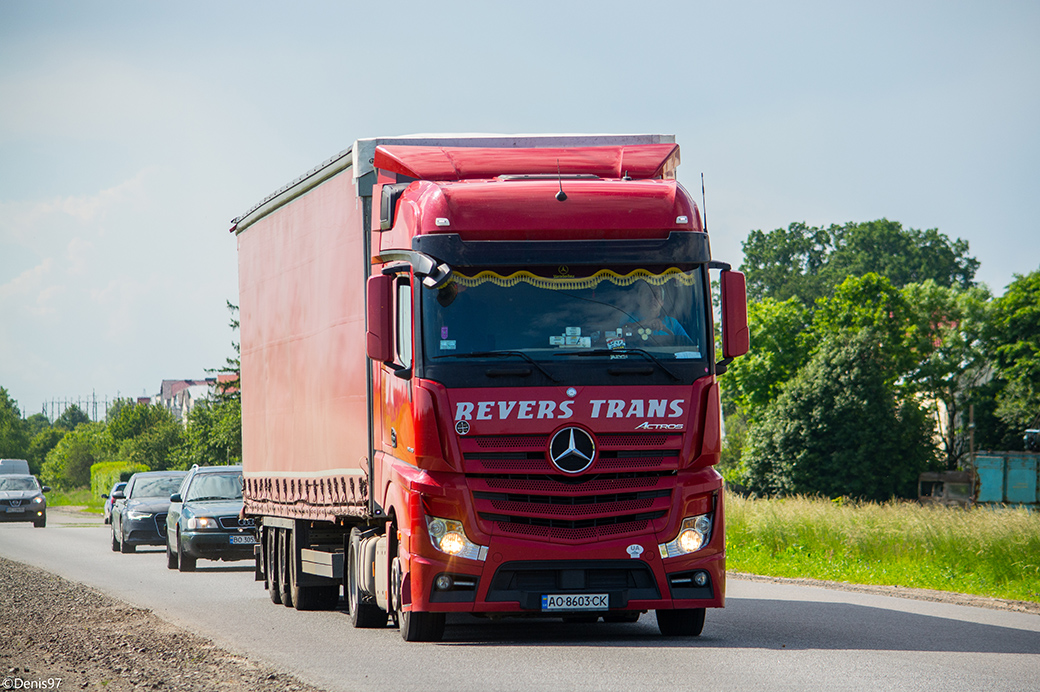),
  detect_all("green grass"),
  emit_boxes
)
[46,487,105,514]
[725,492,1040,604]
